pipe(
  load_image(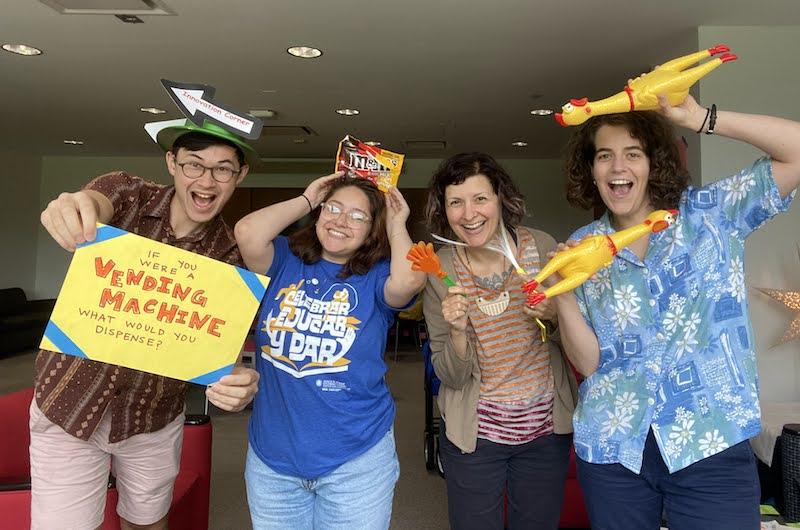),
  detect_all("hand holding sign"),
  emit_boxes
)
[206,366,260,412]
[41,224,270,385]
[40,190,112,252]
